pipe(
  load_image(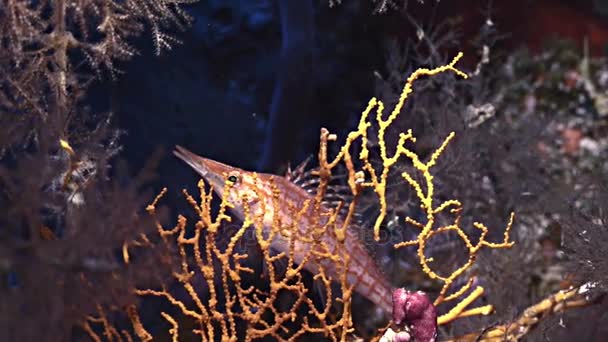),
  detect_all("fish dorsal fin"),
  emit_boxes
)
[285,156,362,223]
[285,155,313,186]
